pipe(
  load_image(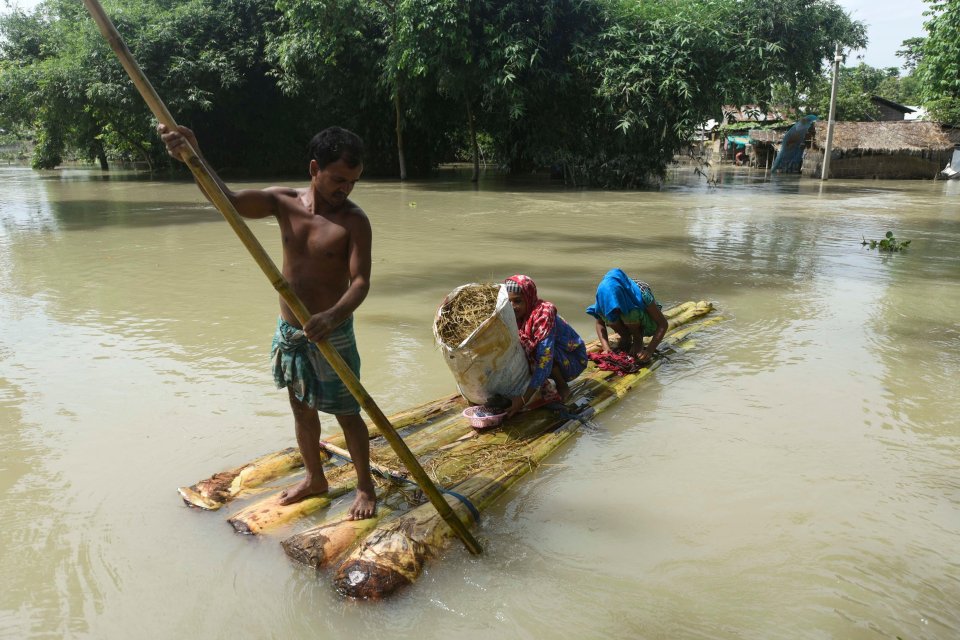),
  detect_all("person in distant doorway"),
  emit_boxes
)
[158,123,376,520]
[504,275,587,416]
[586,268,668,365]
